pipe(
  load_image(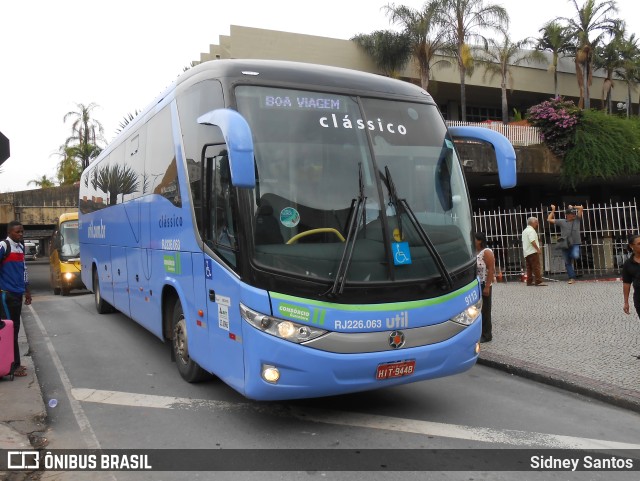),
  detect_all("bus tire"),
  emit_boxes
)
[171,300,210,383]
[93,269,113,314]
